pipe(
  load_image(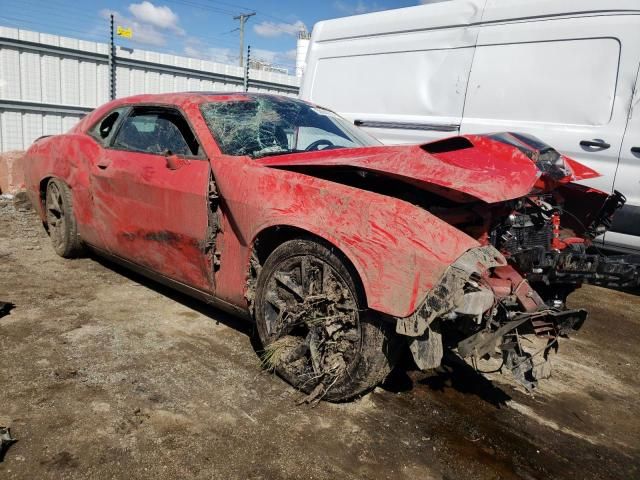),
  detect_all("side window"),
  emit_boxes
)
[89,108,127,145]
[112,107,200,156]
